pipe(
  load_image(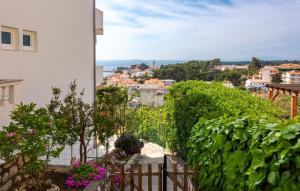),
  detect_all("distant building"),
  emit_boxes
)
[96,66,104,85]
[275,63,300,71]
[282,71,300,84]
[161,79,176,86]
[139,84,166,107]
[259,66,279,82]
[245,79,268,90]
[215,65,248,71]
